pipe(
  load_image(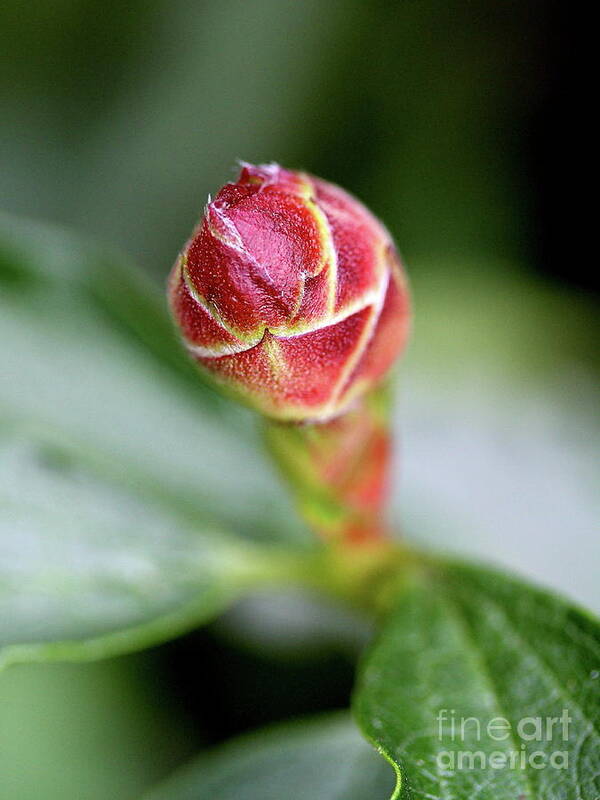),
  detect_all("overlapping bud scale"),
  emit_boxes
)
[169,163,410,421]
